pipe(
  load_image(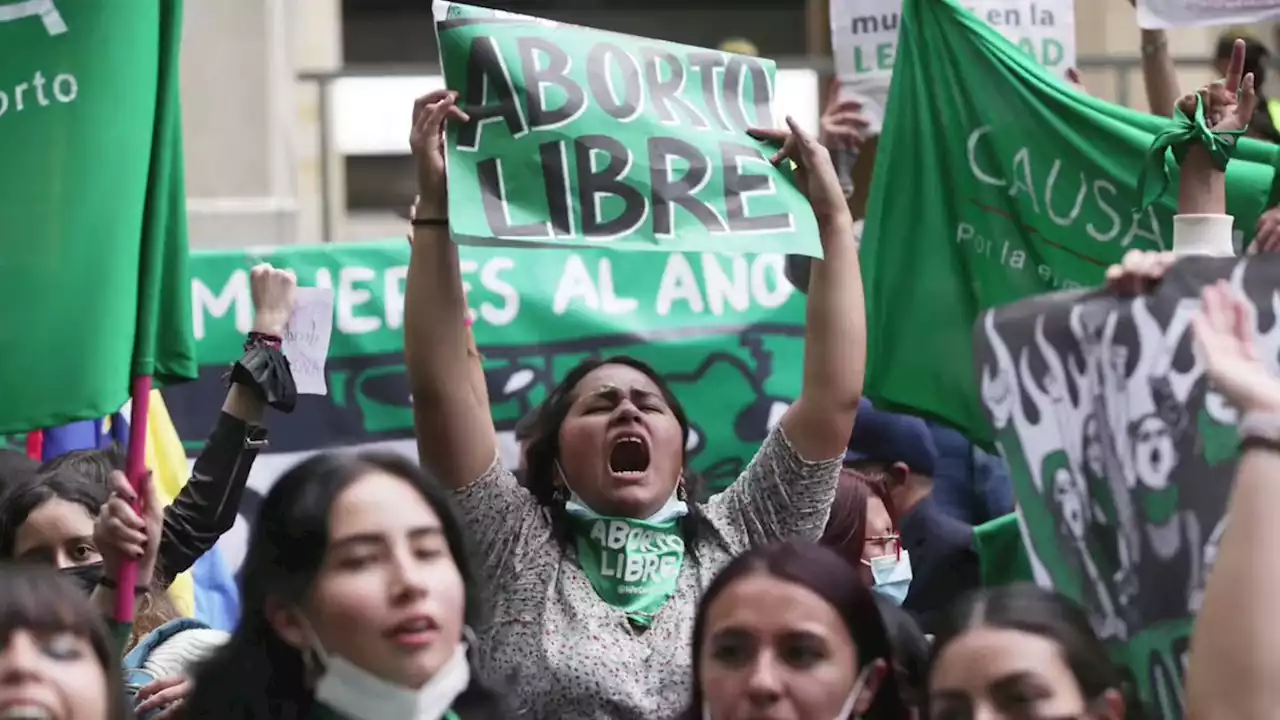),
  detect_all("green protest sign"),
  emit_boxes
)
[159,239,805,496]
[0,0,195,433]
[860,0,1279,447]
[432,1,822,257]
